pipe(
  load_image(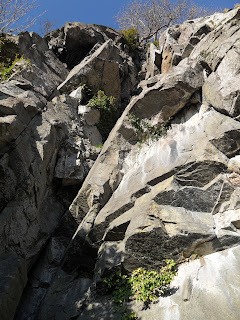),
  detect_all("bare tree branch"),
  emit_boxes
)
[116,0,217,44]
[39,18,57,36]
[0,0,45,33]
